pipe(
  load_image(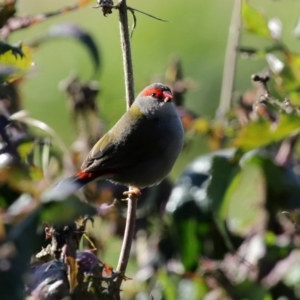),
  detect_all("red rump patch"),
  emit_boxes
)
[76,170,96,180]
[141,87,173,101]
[75,169,118,181]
